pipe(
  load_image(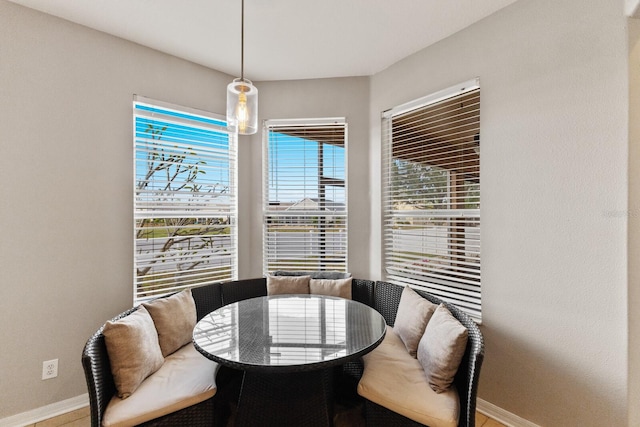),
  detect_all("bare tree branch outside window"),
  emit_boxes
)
[135,120,234,299]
